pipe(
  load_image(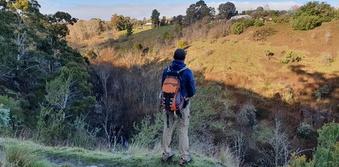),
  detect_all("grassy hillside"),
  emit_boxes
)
[0,138,224,167]
[187,21,339,106]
